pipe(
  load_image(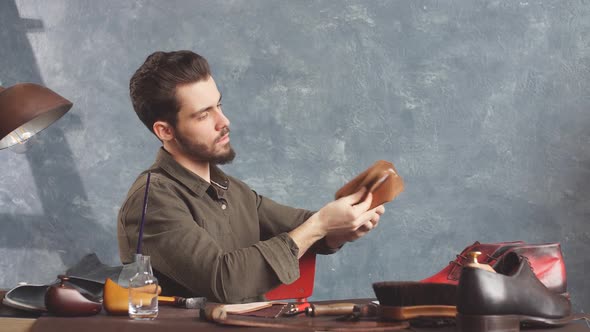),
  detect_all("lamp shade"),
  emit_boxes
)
[0,83,73,150]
